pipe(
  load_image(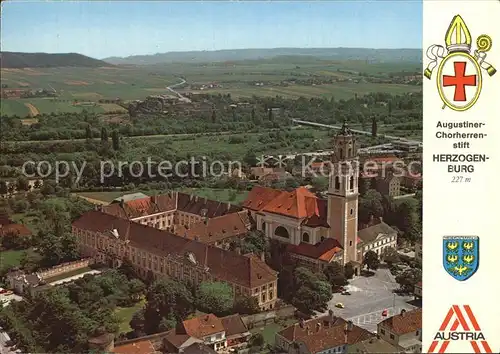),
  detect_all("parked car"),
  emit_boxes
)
[335,303,345,309]
[341,291,351,295]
